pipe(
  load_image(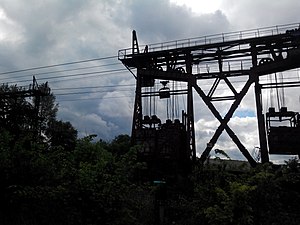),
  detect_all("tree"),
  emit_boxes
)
[46,120,78,151]
[0,82,78,152]
[36,83,58,134]
[109,134,131,156]
[0,82,58,139]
